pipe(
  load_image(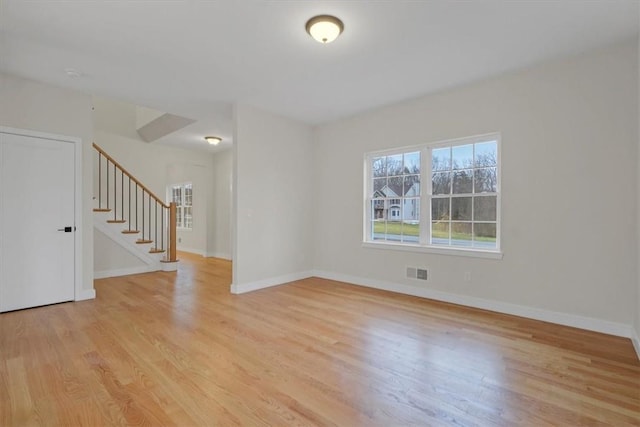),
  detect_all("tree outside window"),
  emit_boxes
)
[365,133,500,252]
